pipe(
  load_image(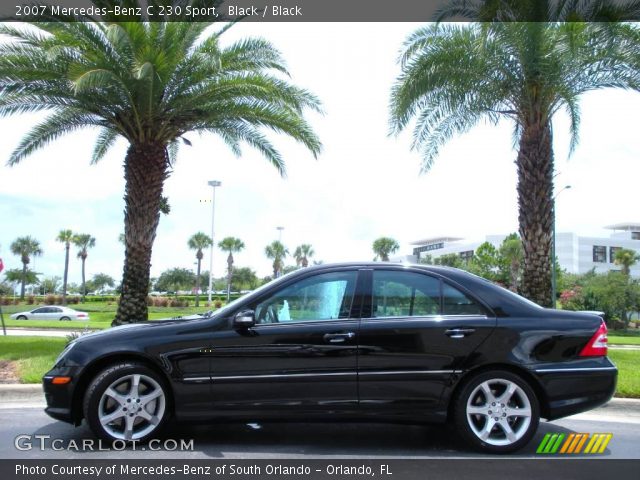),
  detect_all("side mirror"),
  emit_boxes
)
[233,310,255,329]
